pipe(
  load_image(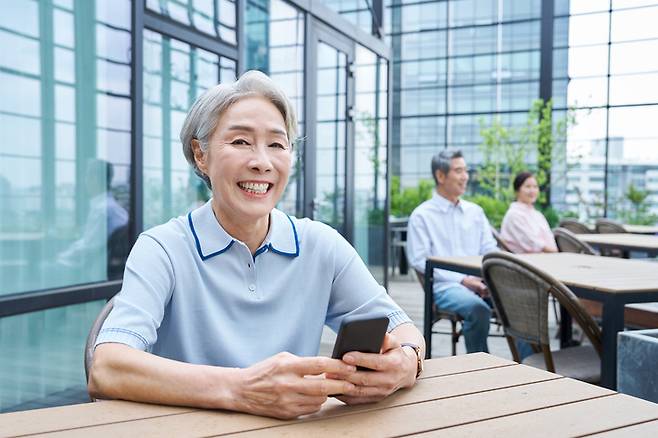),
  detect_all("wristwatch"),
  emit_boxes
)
[400,343,423,378]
